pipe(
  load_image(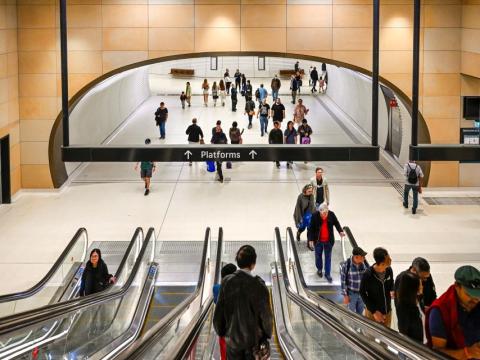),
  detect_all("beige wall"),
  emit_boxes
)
[0,1,20,195]
[14,0,477,188]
